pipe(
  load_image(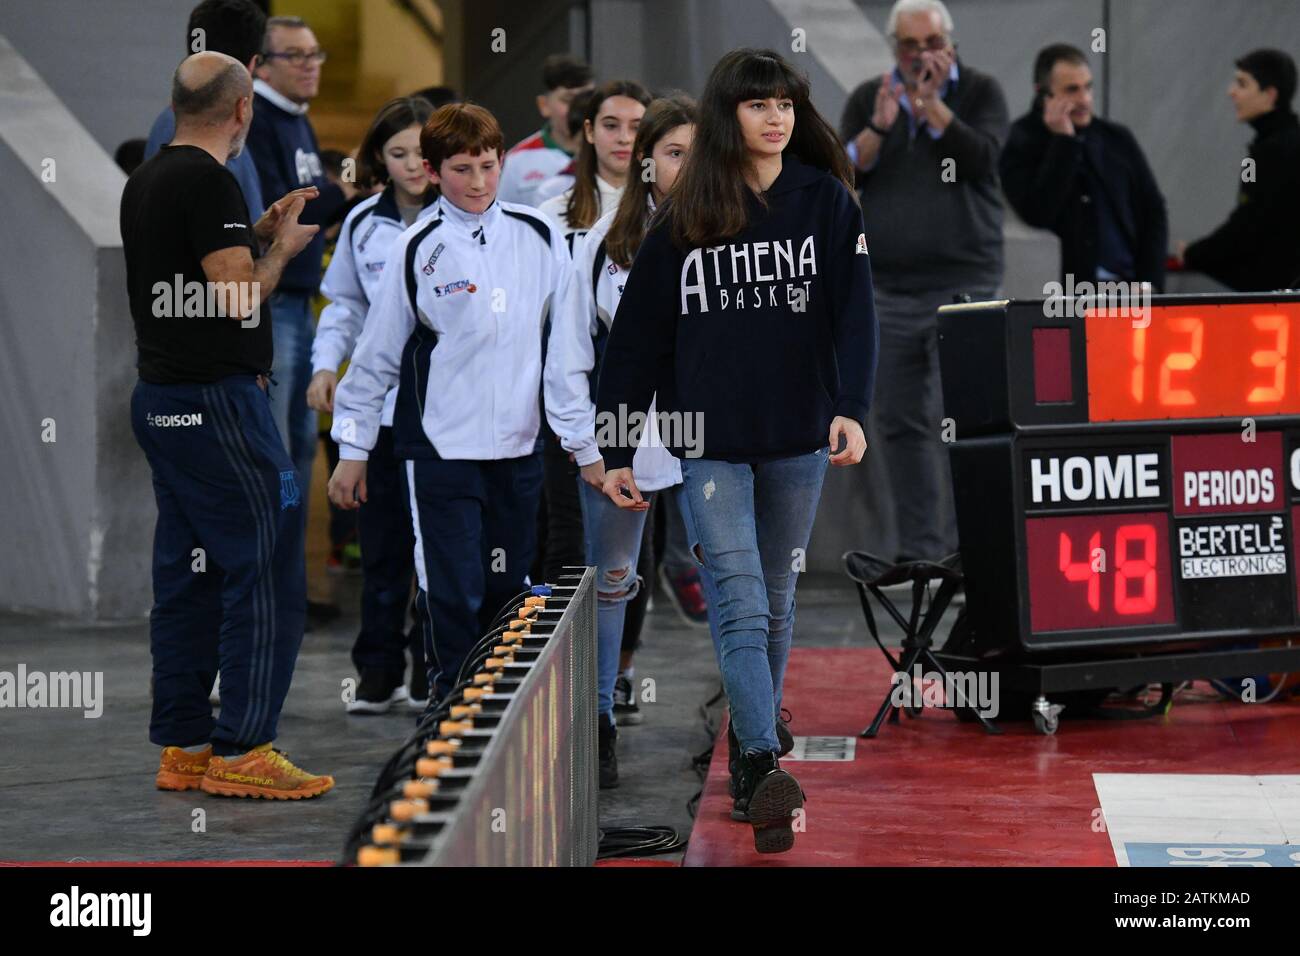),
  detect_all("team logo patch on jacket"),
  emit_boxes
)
[434,278,477,297]
[855,233,869,255]
[279,470,301,510]
[356,222,377,252]
[422,243,445,275]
